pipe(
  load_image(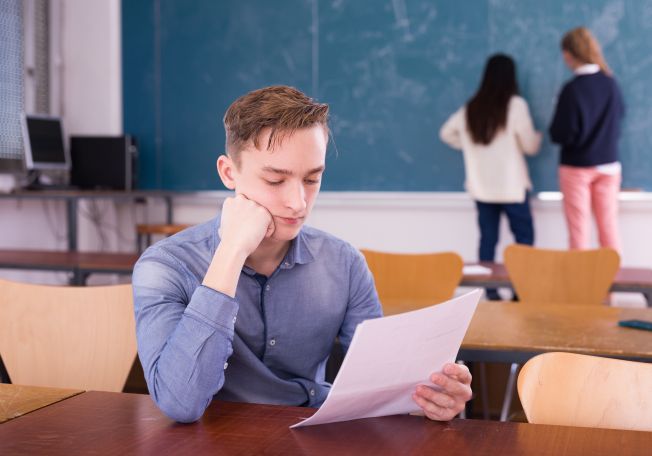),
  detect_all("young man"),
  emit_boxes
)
[133,85,472,423]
